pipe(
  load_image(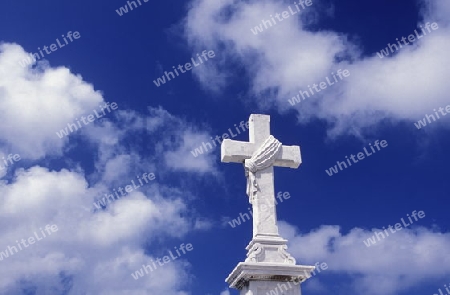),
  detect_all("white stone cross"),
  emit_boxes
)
[221,114,301,238]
